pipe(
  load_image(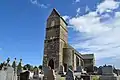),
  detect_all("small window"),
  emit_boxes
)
[51,20,55,27]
